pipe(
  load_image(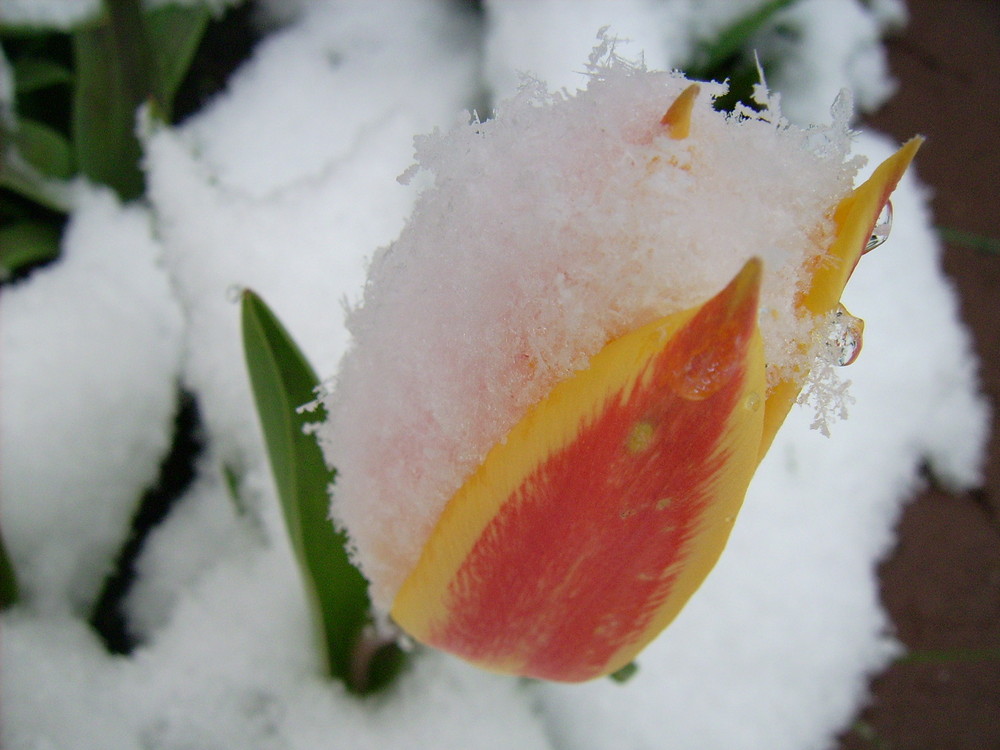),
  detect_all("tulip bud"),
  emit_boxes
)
[318,55,919,681]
